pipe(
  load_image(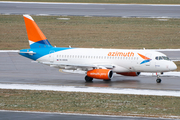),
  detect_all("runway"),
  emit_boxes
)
[0,51,180,91]
[1,2,180,18]
[1,110,177,120]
